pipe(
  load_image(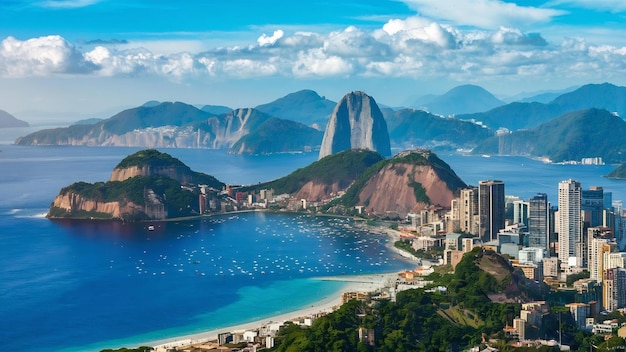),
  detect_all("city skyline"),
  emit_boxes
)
[1,0,625,123]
